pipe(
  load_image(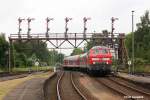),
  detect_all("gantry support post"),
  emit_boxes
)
[8,39,14,73]
[118,34,128,67]
[75,33,77,48]
[8,40,11,73]
[56,33,58,48]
